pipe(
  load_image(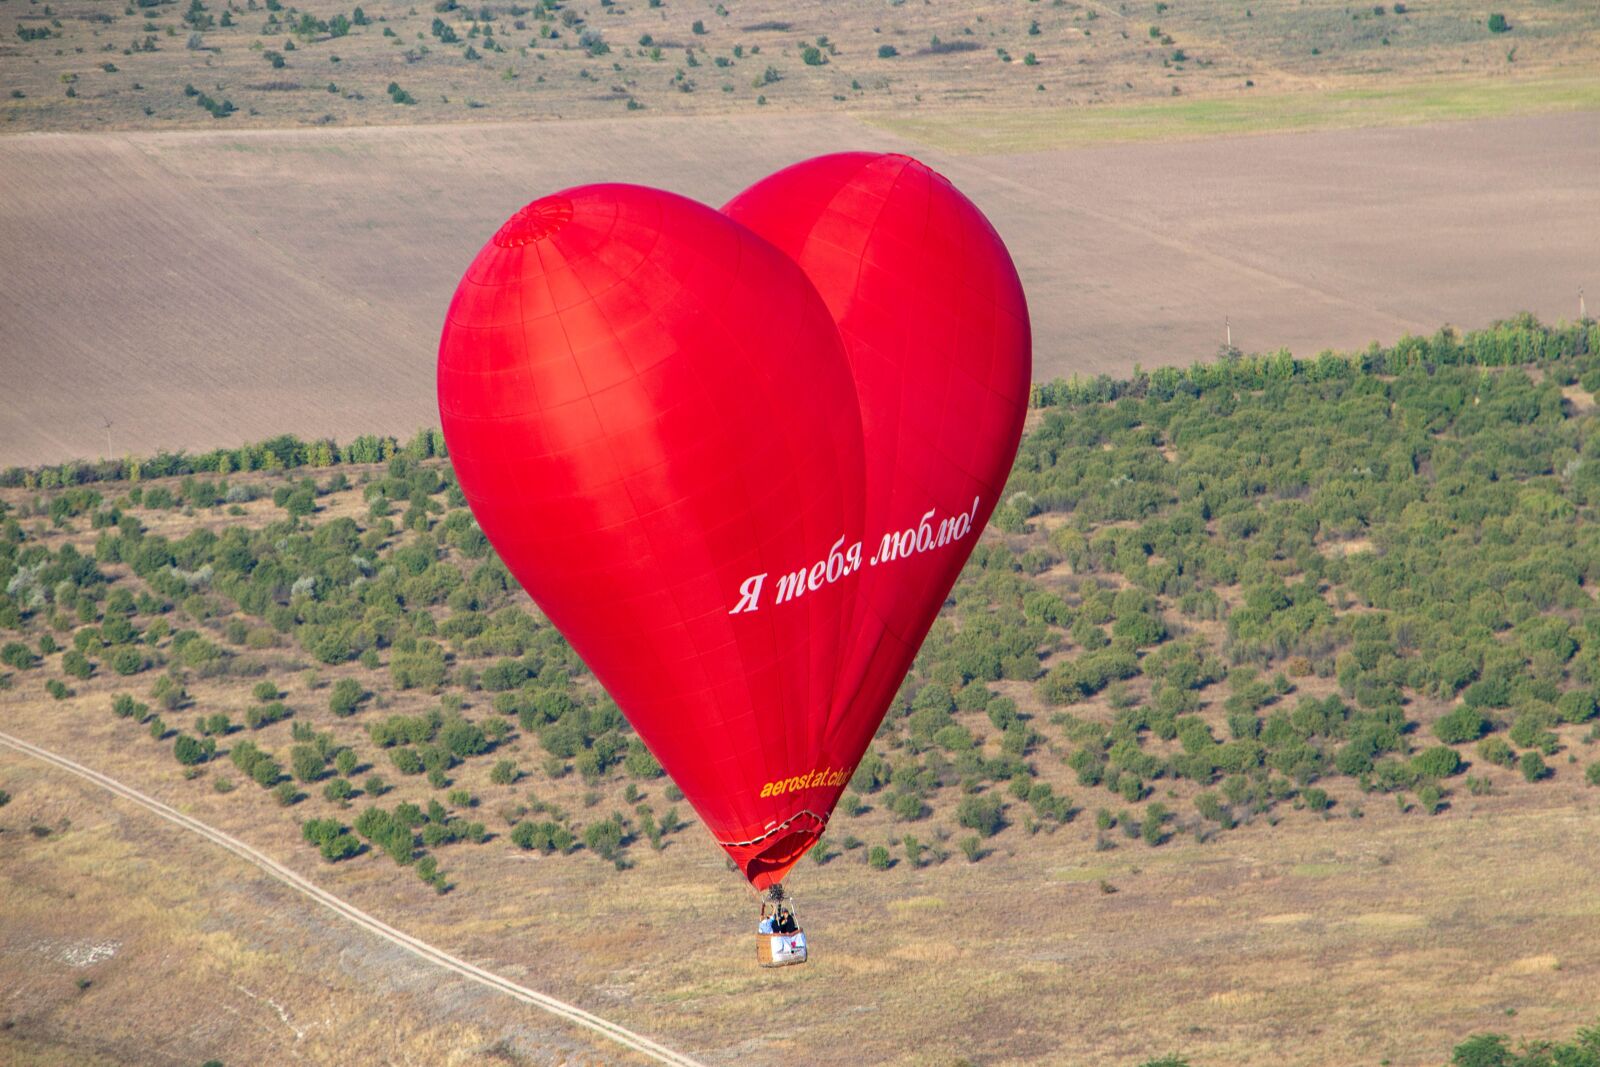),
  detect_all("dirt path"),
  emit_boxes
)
[0,728,707,1067]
